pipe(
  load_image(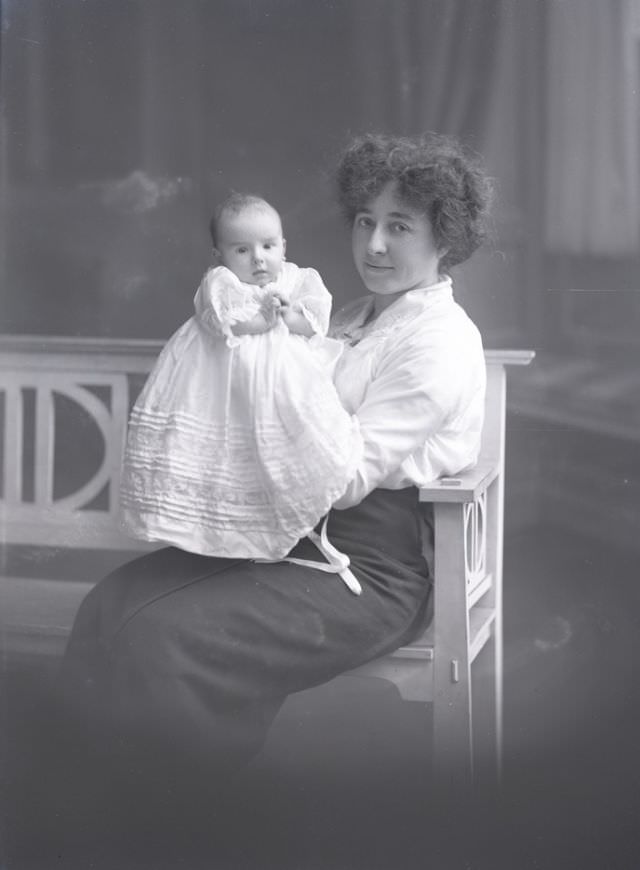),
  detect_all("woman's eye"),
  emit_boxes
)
[391,223,409,234]
[356,216,373,228]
